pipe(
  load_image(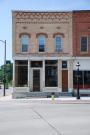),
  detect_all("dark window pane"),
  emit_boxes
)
[39,45,44,52]
[84,71,90,88]
[31,61,42,67]
[45,66,58,87]
[22,44,28,52]
[62,61,67,68]
[45,60,57,65]
[73,71,83,88]
[81,37,87,52]
[45,60,58,87]
[15,61,28,87]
